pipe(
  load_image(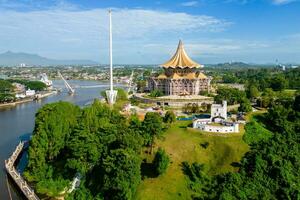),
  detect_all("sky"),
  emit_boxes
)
[0,0,300,64]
